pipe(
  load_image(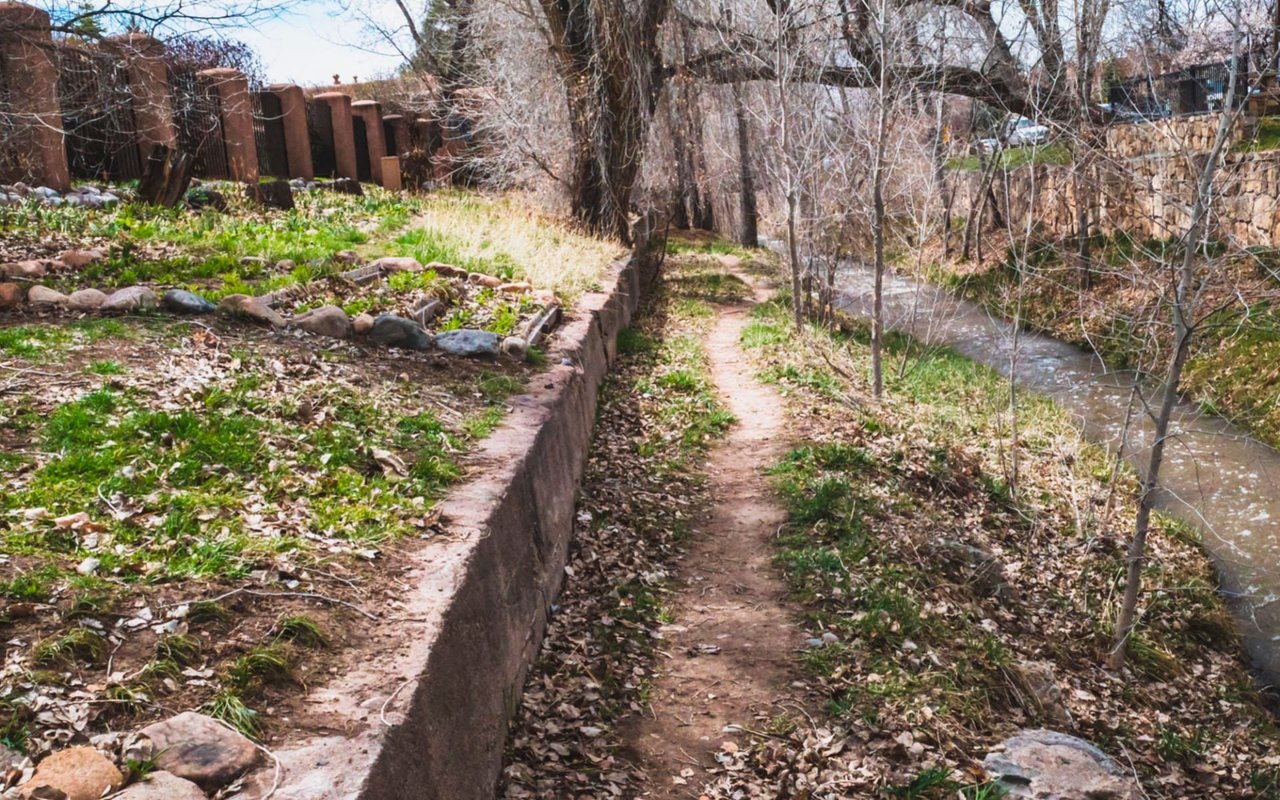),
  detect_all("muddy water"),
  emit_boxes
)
[835,264,1280,685]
